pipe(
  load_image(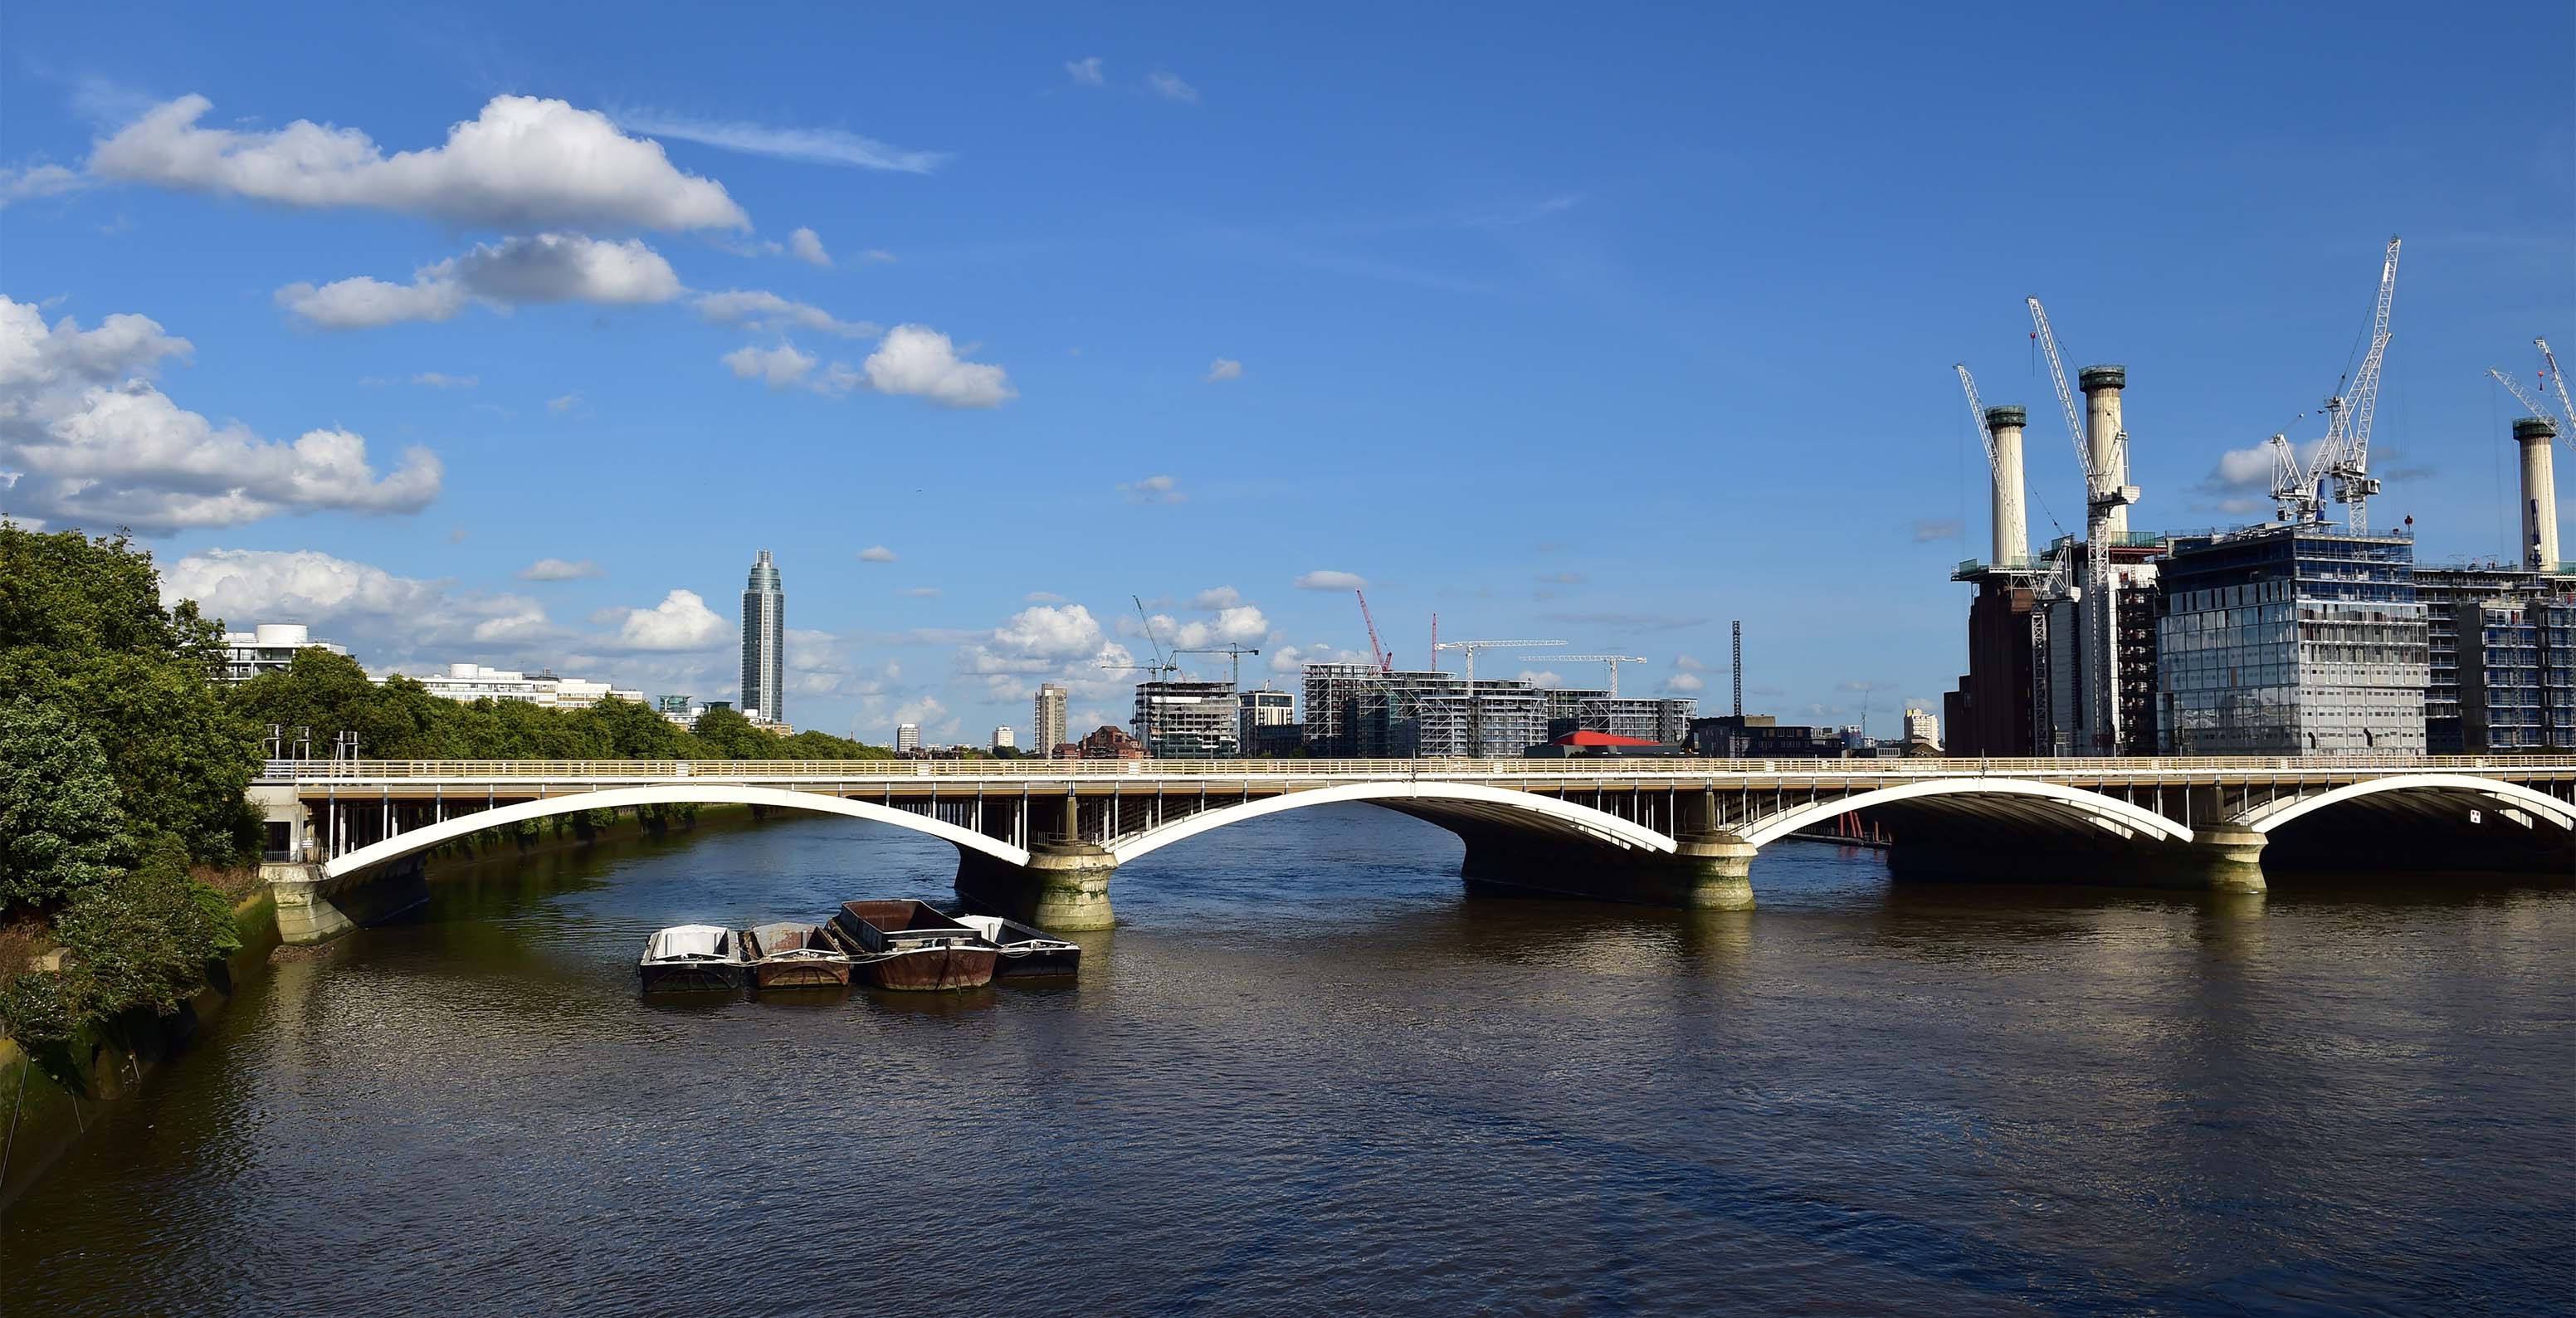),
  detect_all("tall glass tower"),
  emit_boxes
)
[740,549,785,724]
